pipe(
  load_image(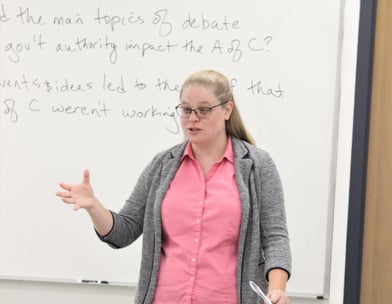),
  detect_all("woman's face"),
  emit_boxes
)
[179,85,232,147]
